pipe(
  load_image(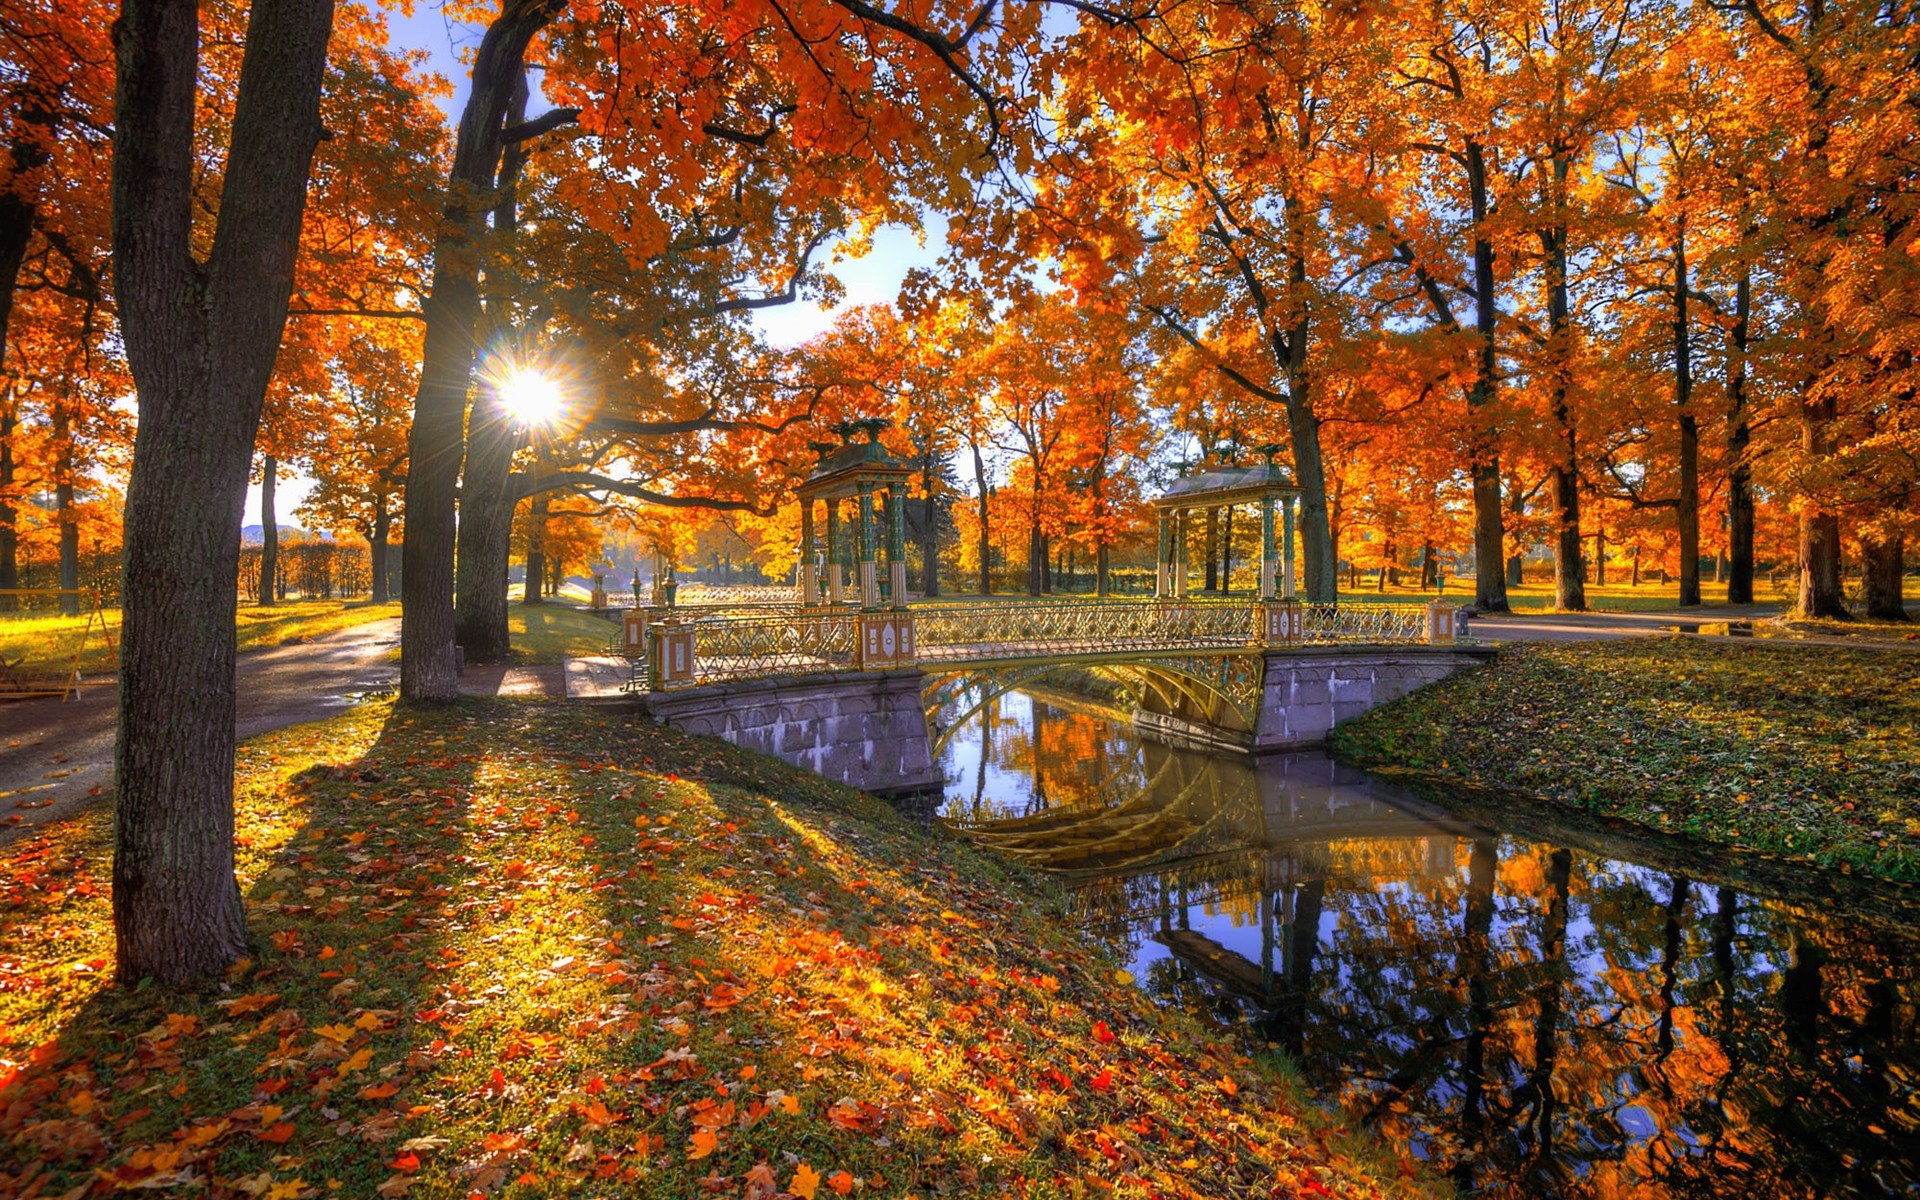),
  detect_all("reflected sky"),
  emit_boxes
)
[937,690,1920,1199]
